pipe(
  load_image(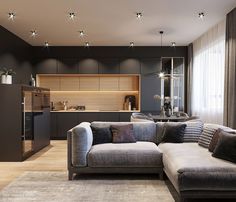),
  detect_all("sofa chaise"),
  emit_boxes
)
[67,121,236,201]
